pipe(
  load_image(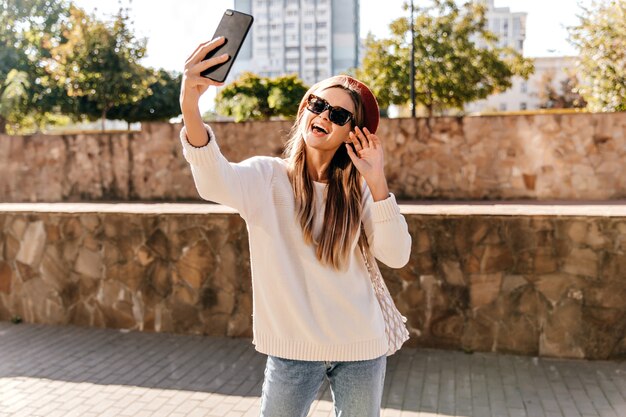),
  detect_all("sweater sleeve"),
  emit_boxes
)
[361,185,412,268]
[180,124,273,221]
